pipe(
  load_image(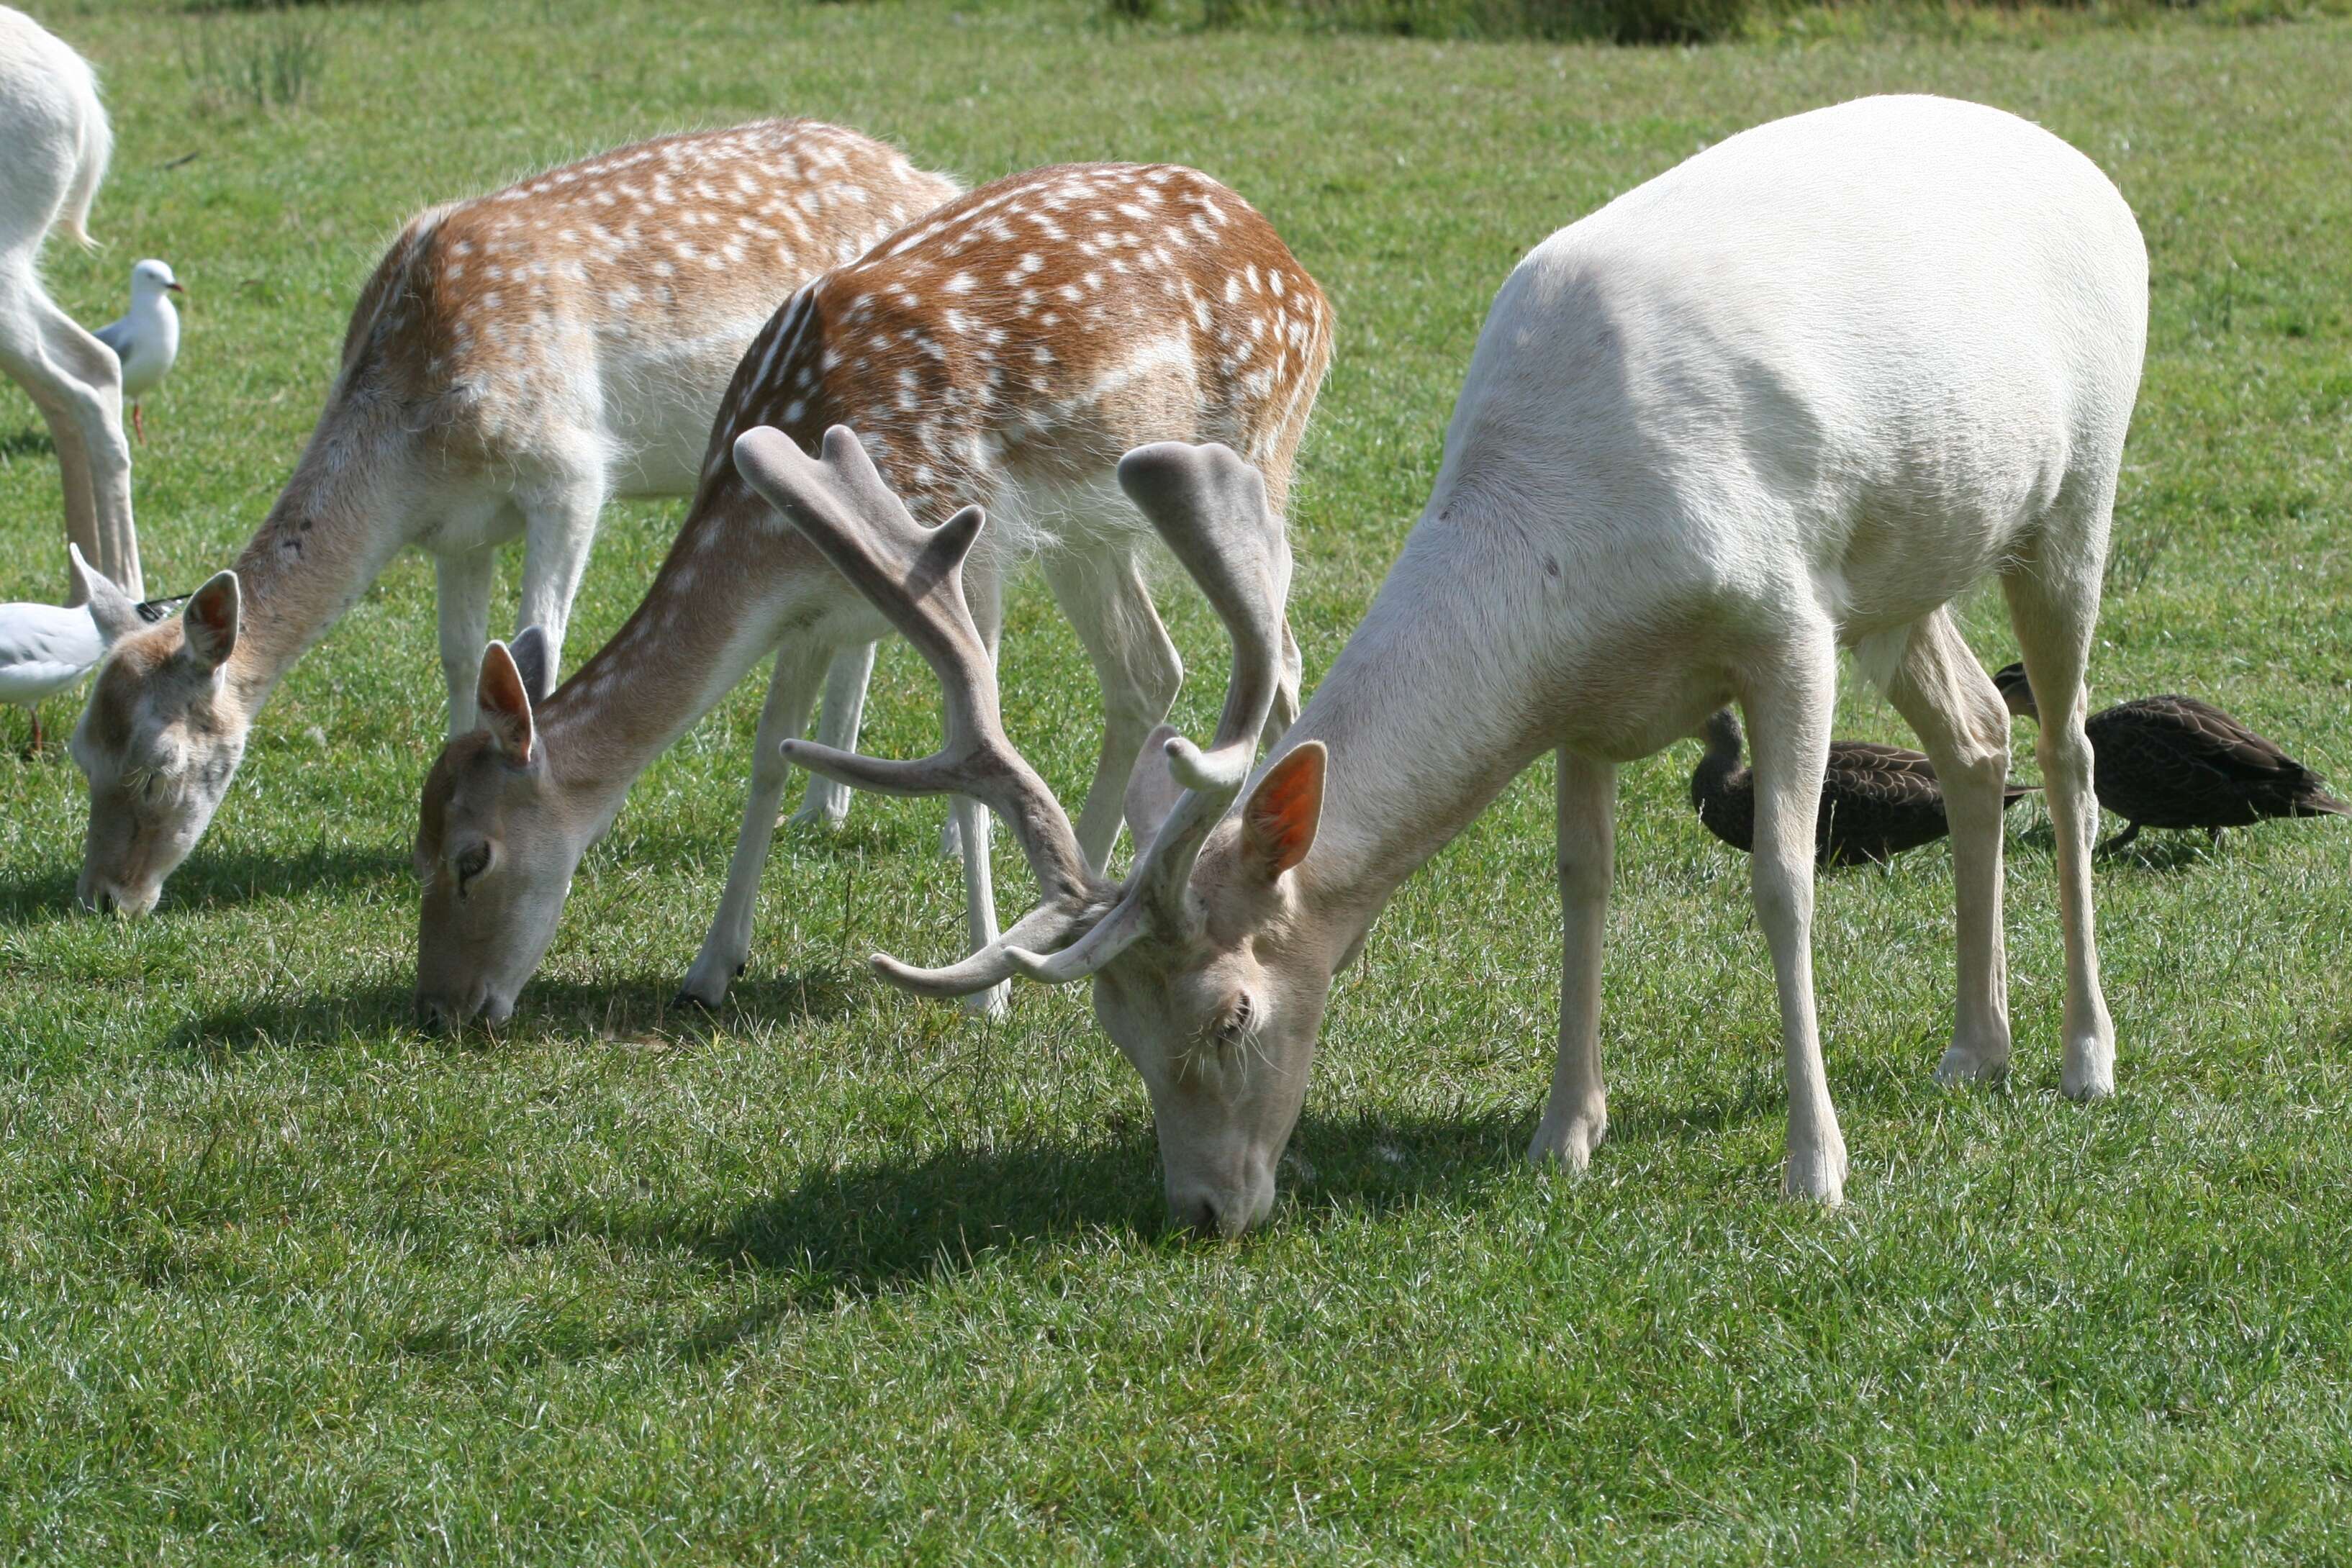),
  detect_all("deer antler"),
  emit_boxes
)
[732,424,1112,993]
[733,428,1290,995]
[1001,441,1292,983]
